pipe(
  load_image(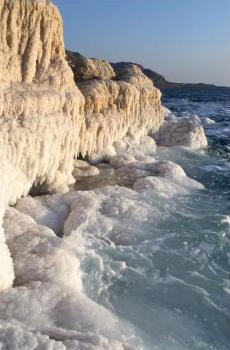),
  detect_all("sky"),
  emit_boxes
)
[53,0,230,86]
